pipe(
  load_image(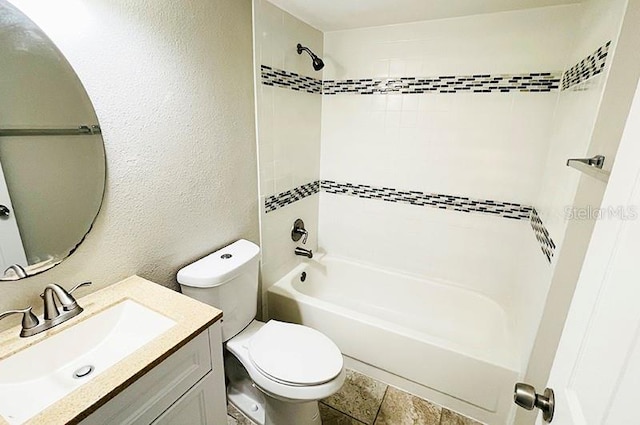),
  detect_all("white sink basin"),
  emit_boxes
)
[0,300,176,425]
